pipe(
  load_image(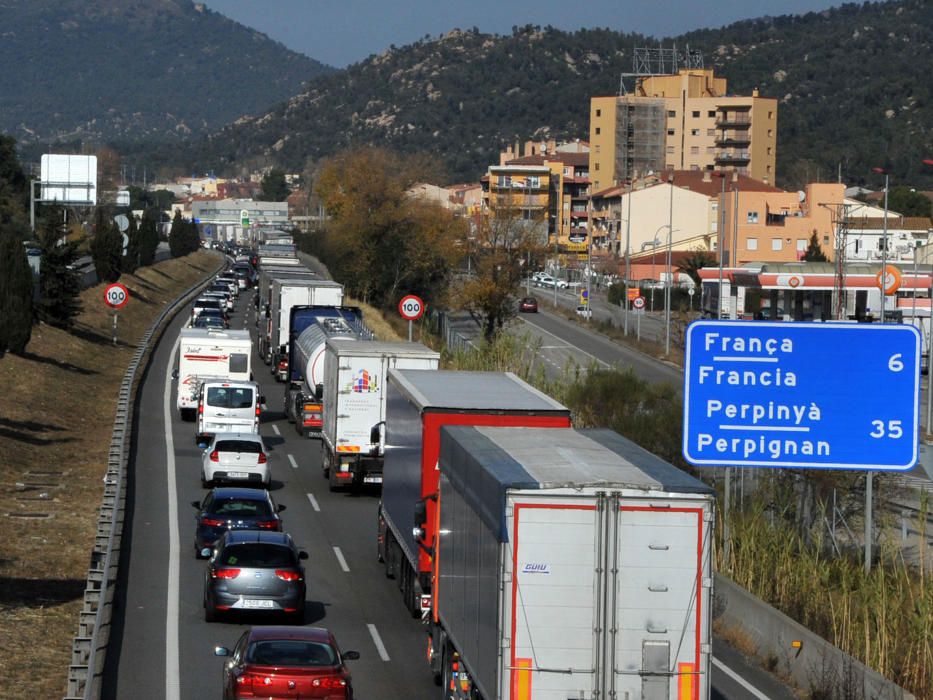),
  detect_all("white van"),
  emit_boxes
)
[196,380,263,446]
